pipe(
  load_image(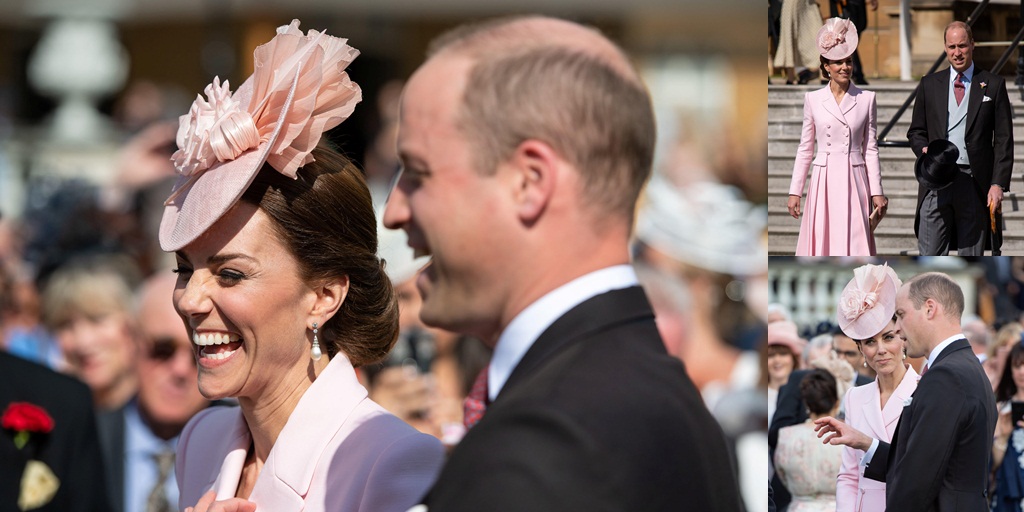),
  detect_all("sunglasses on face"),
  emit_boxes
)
[147,337,196,366]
